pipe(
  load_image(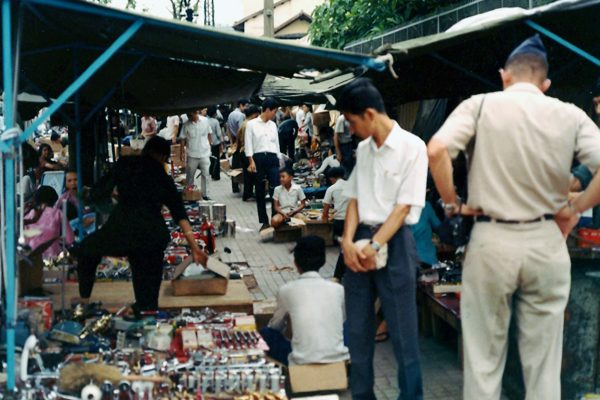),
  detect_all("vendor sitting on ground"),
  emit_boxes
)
[315,146,341,176]
[271,168,306,229]
[261,236,350,365]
